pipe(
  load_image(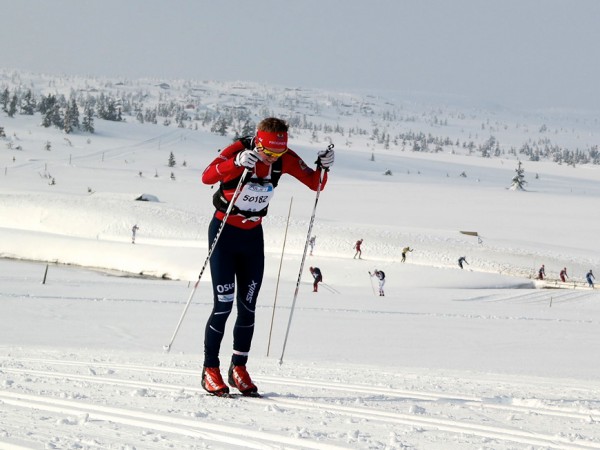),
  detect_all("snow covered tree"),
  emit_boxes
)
[509,160,527,191]
[0,88,9,112]
[211,116,228,136]
[144,108,157,124]
[8,94,18,117]
[43,103,62,129]
[81,104,95,133]
[38,94,56,115]
[168,151,176,167]
[20,90,35,115]
[63,98,80,134]
[106,99,118,121]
